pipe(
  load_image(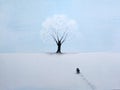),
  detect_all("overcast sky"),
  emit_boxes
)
[0,0,120,53]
